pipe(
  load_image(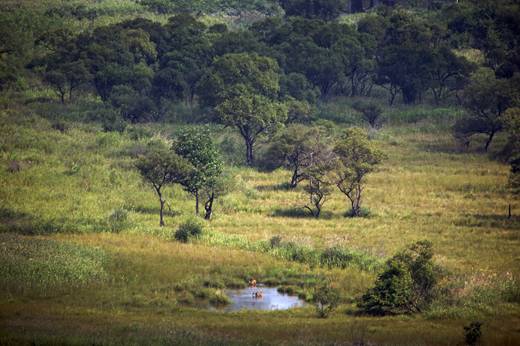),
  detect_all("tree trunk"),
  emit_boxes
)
[159,197,165,227]
[347,186,362,217]
[195,190,199,215]
[245,137,254,166]
[204,193,214,220]
[290,167,300,188]
[484,131,495,152]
